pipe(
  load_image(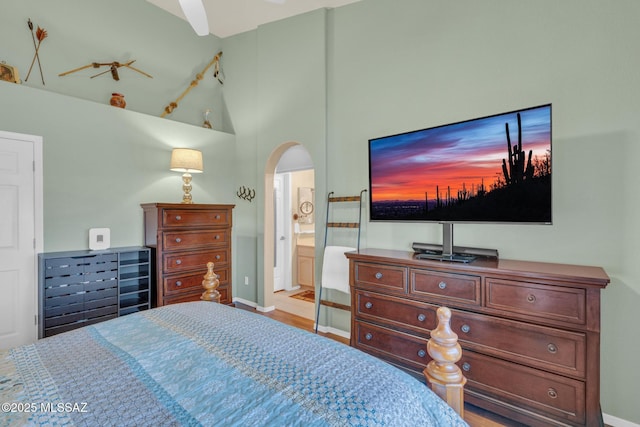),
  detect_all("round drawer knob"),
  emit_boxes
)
[417,314,426,322]
[438,281,447,290]
[365,302,373,309]
[547,343,558,354]
[175,259,182,265]
[215,215,221,219]
[375,272,383,280]
[365,333,373,341]
[175,215,182,220]
[527,294,536,303]
[175,238,182,243]
[462,362,471,372]
[417,349,426,358]
[216,255,221,260]
[461,324,471,333]
[176,281,182,287]
[215,235,221,240]
[548,388,558,399]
